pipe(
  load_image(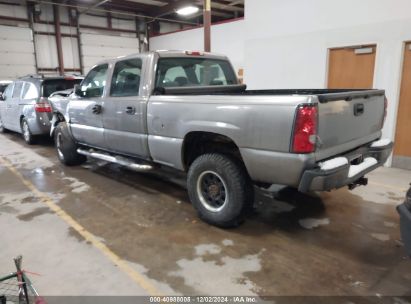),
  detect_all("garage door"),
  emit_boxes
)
[327,45,376,89]
[80,31,140,74]
[0,25,36,79]
[393,42,411,169]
